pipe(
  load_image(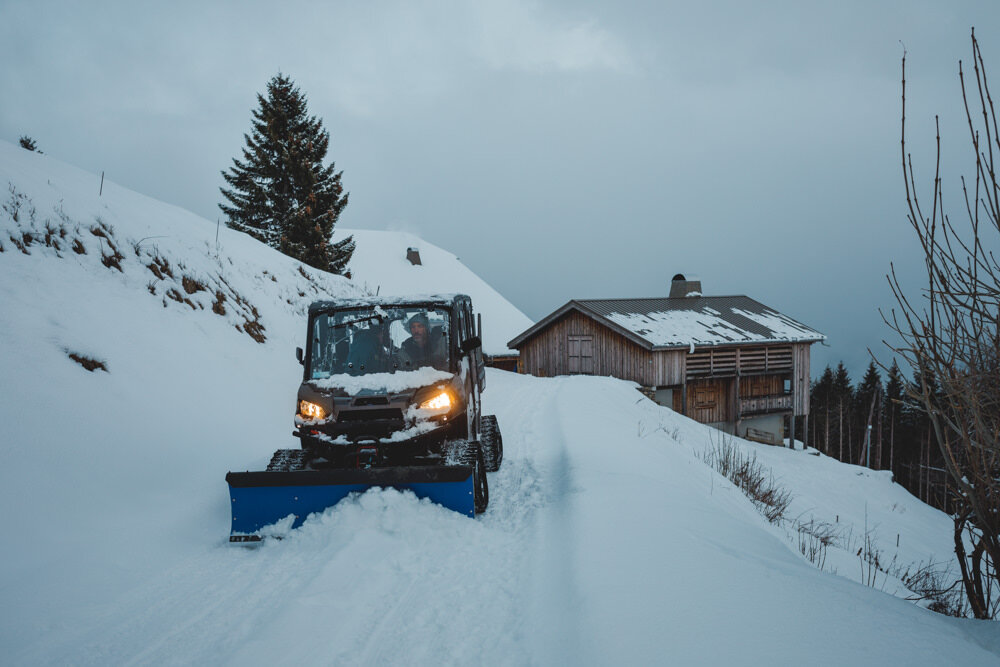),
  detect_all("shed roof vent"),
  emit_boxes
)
[669,273,702,298]
[406,247,422,266]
